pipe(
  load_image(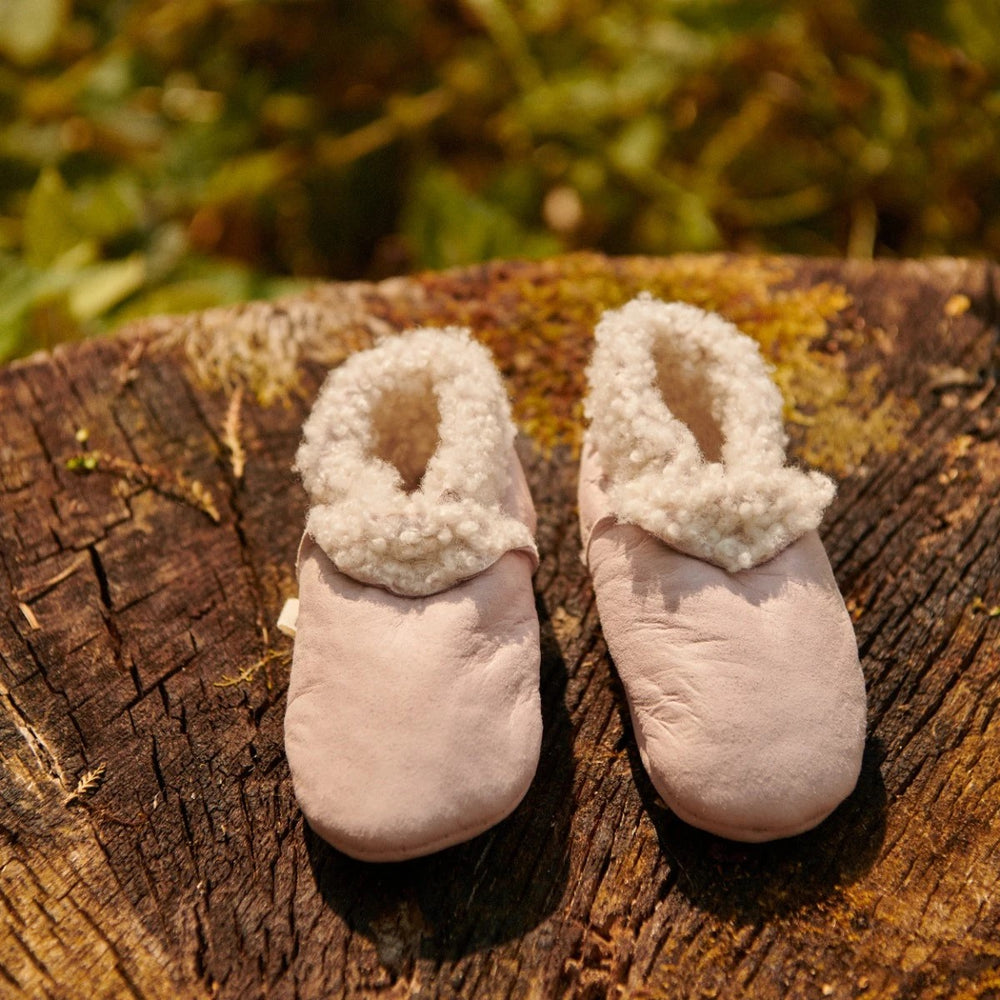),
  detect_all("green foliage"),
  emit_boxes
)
[404,167,561,270]
[1,0,999,361]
